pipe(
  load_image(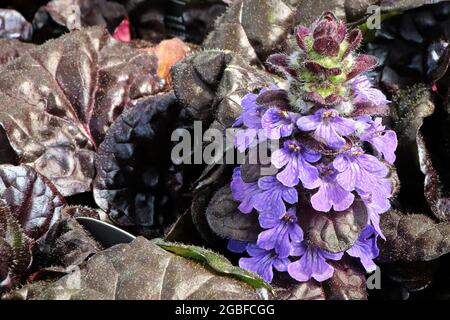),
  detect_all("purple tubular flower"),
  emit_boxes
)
[257,207,304,258]
[239,244,290,283]
[271,140,321,187]
[288,242,343,282]
[297,109,356,149]
[357,178,393,240]
[358,116,398,164]
[262,108,299,140]
[241,90,269,129]
[346,225,379,273]
[230,167,260,214]
[351,76,390,107]
[227,239,248,253]
[234,128,267,153]
[304,164,355,212]
[333,147,389,194]
[254,176,298,218]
